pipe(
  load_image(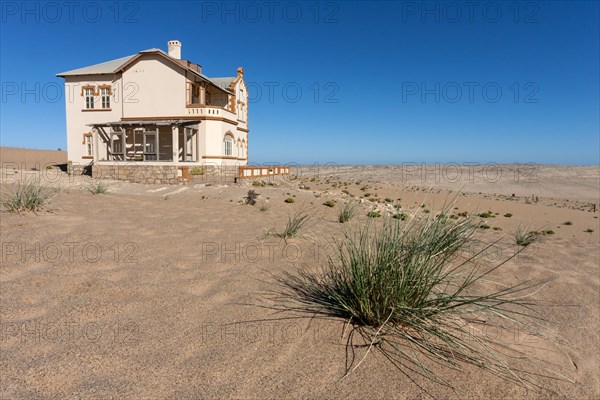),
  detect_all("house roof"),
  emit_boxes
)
[56,54,137,77]
[209,77,237,91]
[56,48,236,94]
